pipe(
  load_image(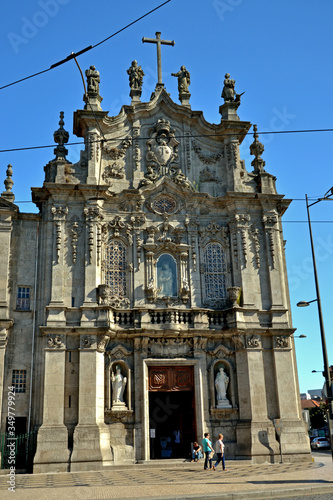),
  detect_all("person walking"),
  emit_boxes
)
[212,433,226,471]
[202,432,214,470]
